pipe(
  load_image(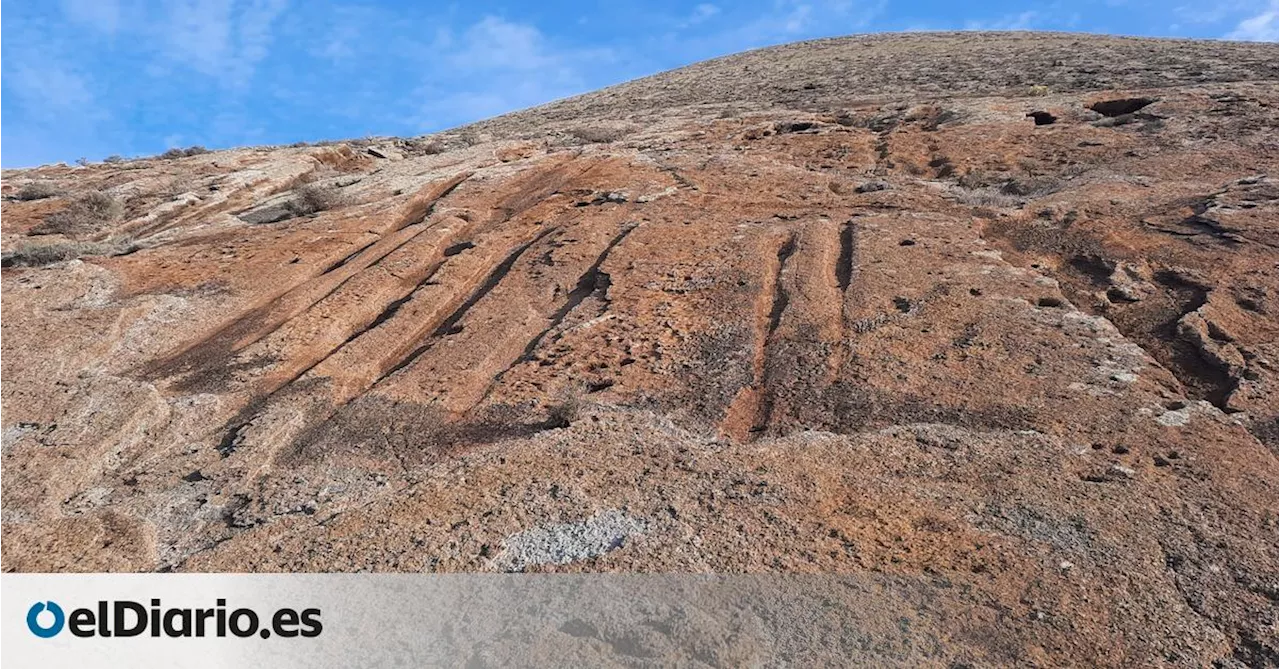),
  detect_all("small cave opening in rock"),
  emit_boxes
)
[1089,97,1156,117]
[1027,111,1057,125]
[775,121,816,133]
